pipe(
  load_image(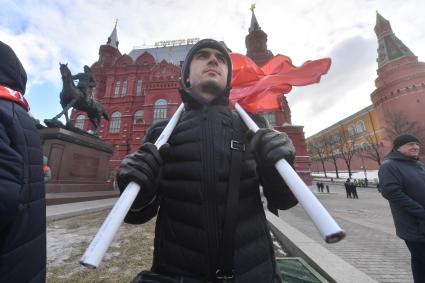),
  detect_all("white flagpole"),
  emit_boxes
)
[79,103,185,268]
[234,103,345,243]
